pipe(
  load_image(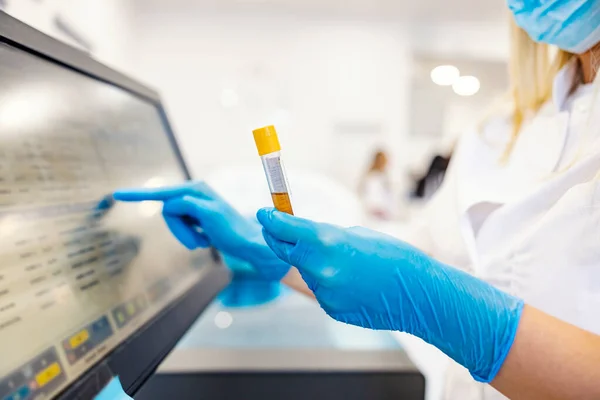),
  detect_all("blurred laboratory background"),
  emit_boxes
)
[1,1,512,399]
[2,0,509,226]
